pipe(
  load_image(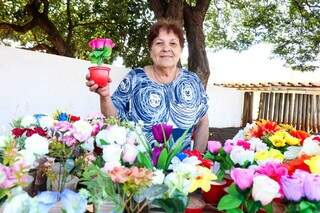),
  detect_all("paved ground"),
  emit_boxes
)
[209,127,241,142]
